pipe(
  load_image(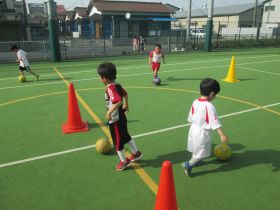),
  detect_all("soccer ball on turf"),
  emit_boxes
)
[18,75,26,82]
[214,143,232,161]
[154,77,161,85]
[95,138,112,154]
